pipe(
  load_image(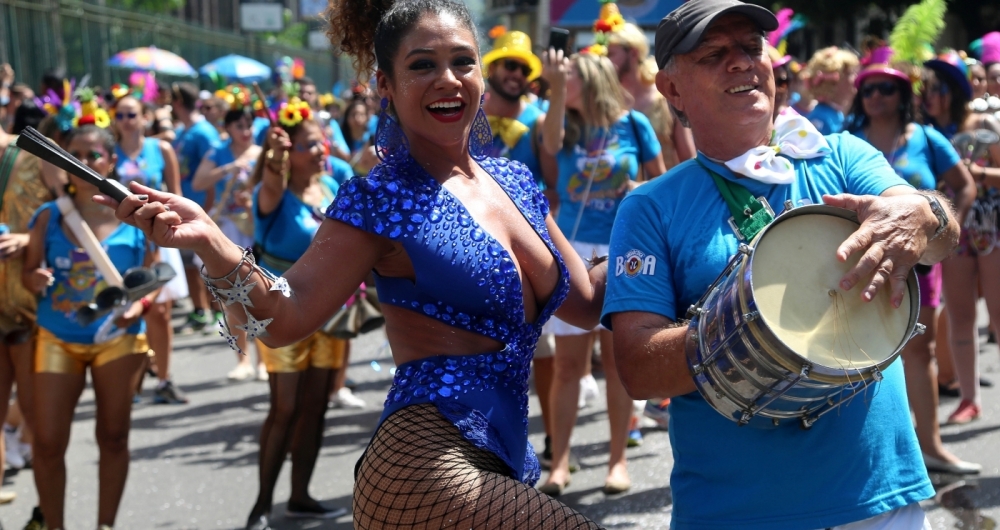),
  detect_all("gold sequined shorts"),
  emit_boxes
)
[257,330,346,373]
[35,327,151,375]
